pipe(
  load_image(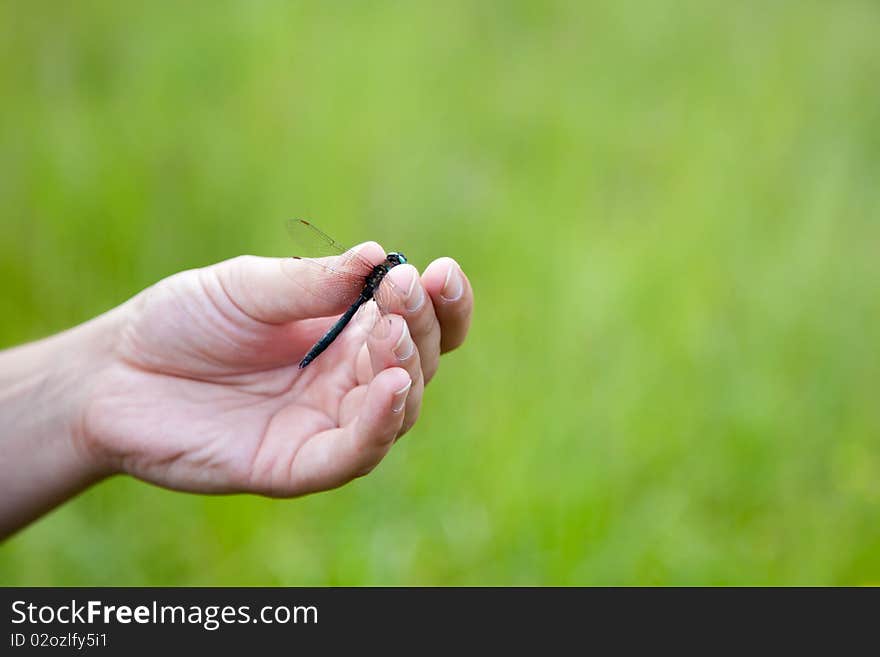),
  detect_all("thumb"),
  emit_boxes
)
[210,244,386,324]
